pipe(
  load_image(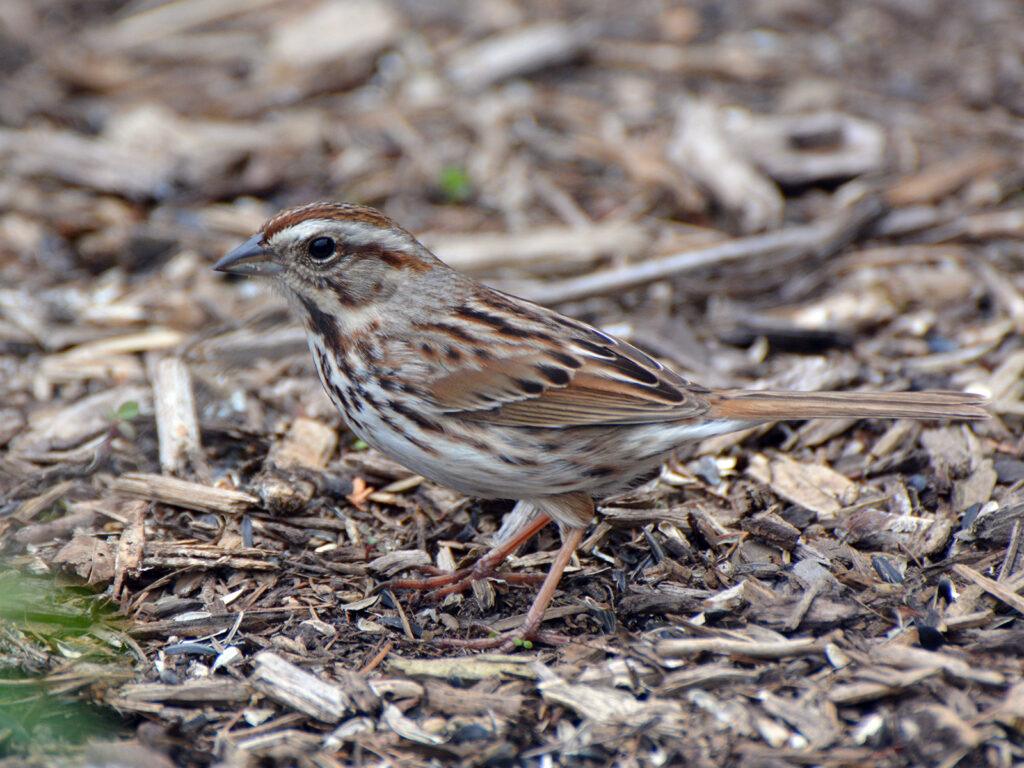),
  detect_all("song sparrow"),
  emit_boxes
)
[215,202,987,650]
